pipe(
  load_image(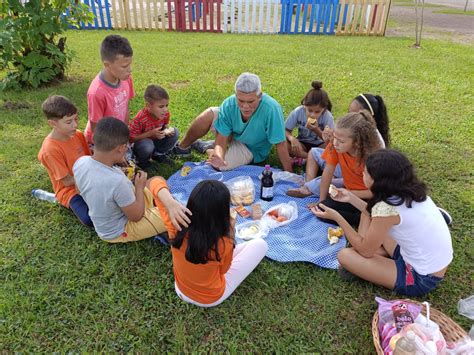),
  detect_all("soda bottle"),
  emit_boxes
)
[260,165,274,201]
[31,189,57,203]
